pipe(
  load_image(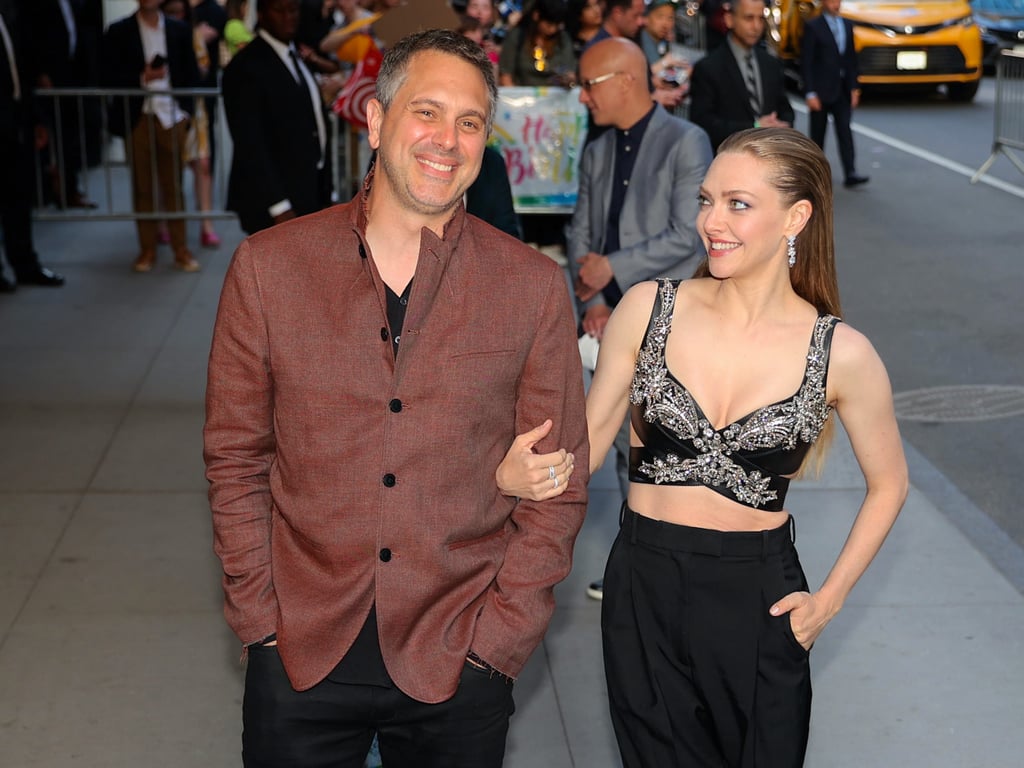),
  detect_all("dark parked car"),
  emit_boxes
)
[971,0,1024,69]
